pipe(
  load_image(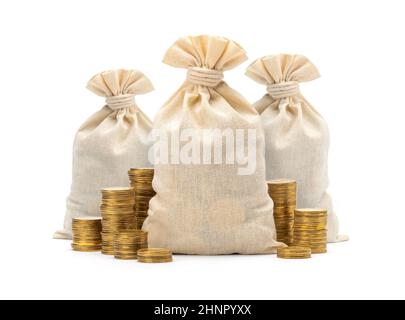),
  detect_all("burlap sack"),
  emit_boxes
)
[54,69,154,239]
[143,35,282,254]
[246,54,347,243]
